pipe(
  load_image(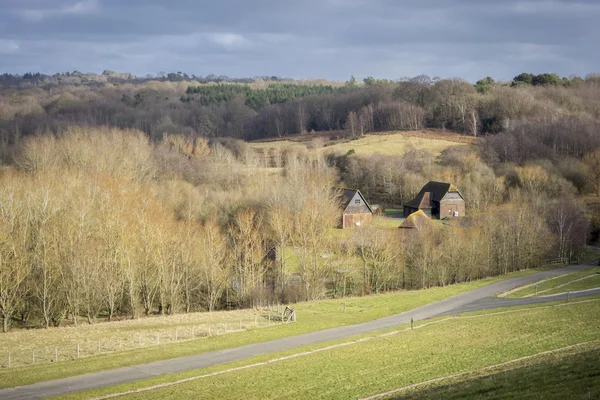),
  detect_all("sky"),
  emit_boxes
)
[0,0,598,82]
